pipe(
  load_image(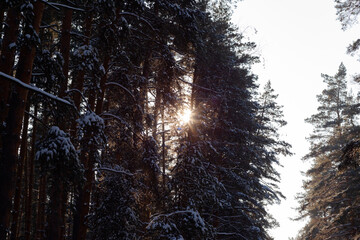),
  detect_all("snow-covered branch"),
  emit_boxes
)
[66,88,91,111]
[119,12,155,32]
[0,71,73,107]
[94,167,133,176]
[100,113,144,141]
[45,2,85,12]
[25,111,50,129]
[177,77,220,94]
[106,82,136,101]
